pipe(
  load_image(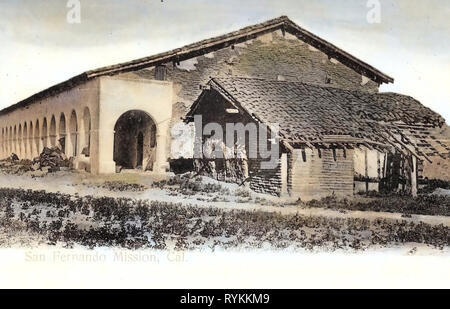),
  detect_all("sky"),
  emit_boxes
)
[0,0,449,123]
